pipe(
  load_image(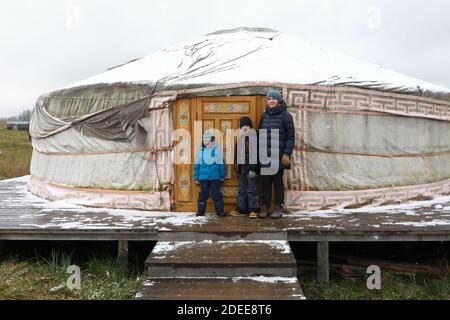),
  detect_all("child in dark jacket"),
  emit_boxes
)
[194,131,227,217]
[230,117,260,219]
